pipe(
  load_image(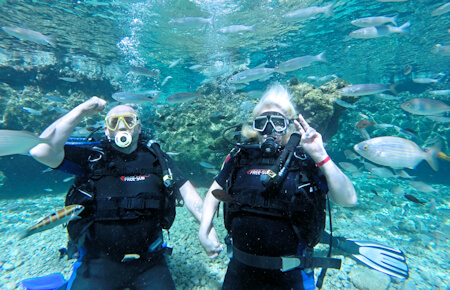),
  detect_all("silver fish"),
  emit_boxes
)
[354,137,441,171]
[345,21,410,40]
[229,68,277,84]
[130,66,160,80]
[283,1,336,21]
[432,44,450,56]
[169,58,182,68]
[22,107,42,115]
[409,181,438,193]
[333,98,357,109]
[431,3,450,17]
[112,91,160,105]
[165,92,198,104]
[217,25,255,34]
[428,89,450,95]
[1,26,56,47]
[275,51,327,73]
[18,205,84,240]
[168,16,213,27]
[351,15,398,27]
[161,76,173,86]
[338,84,392,96]
[400,98,450,115]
